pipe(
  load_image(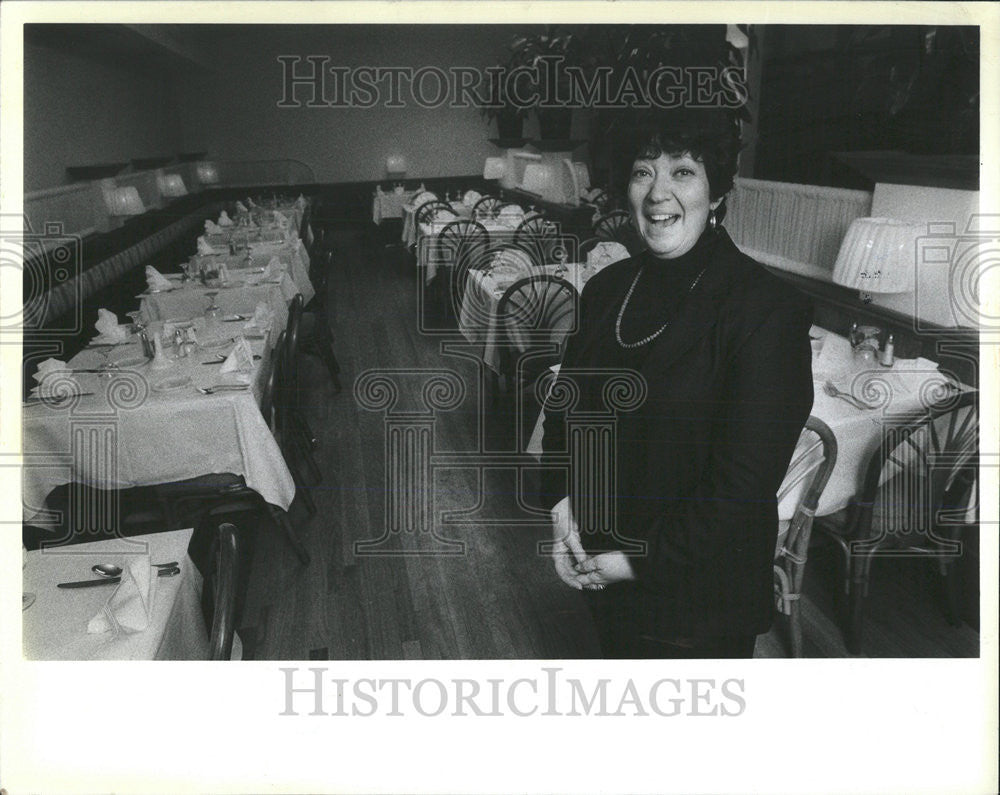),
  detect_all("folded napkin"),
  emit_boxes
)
[197,236,217,256]
[244,256,277,285]
[205,219,223,235]
[219,337,256,381]
[32,358,80,397]
[87,557,153,635]
[247,196,257,208]
[218,210,234,227]
[586,241,630,272]
[812,332,855,378]
[886,357,947,396]
[244,302,274,334]
[235,201,249,213]
[95,308,131,342]
[145,266,174,293]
